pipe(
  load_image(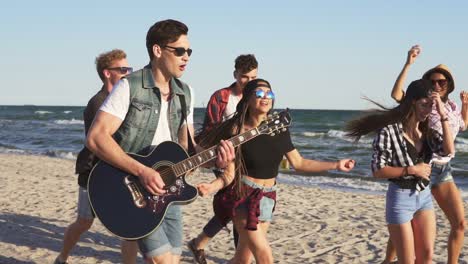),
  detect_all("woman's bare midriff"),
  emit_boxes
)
[243,175,276,188]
